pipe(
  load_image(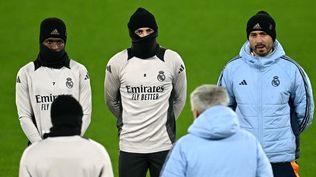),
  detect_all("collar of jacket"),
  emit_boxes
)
[239,40,286,69]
